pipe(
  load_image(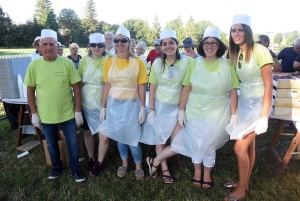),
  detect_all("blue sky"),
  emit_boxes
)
[1,0,299,33]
